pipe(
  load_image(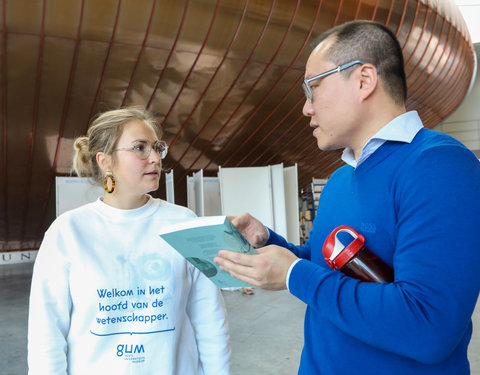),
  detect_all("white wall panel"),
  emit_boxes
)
[219,166,274,229]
